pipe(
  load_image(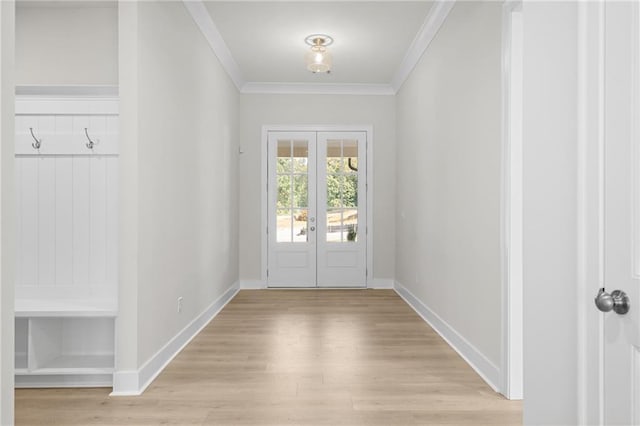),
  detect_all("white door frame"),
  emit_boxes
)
[261,125,374,288]
[501,0,523,400]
